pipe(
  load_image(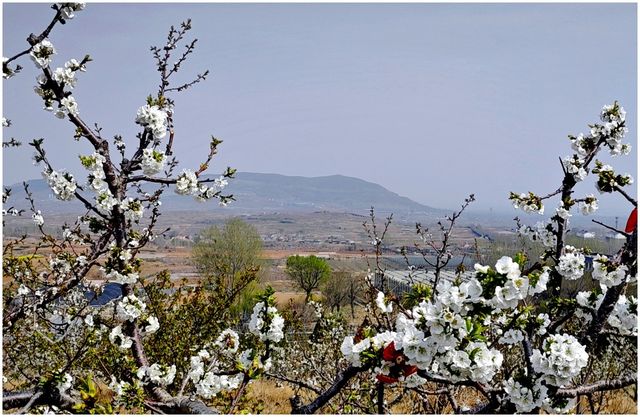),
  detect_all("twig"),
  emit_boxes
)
[592,219,628,237]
